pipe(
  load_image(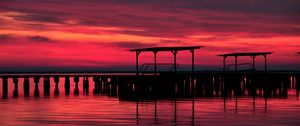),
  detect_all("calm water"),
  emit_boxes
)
[1,77,300,126]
